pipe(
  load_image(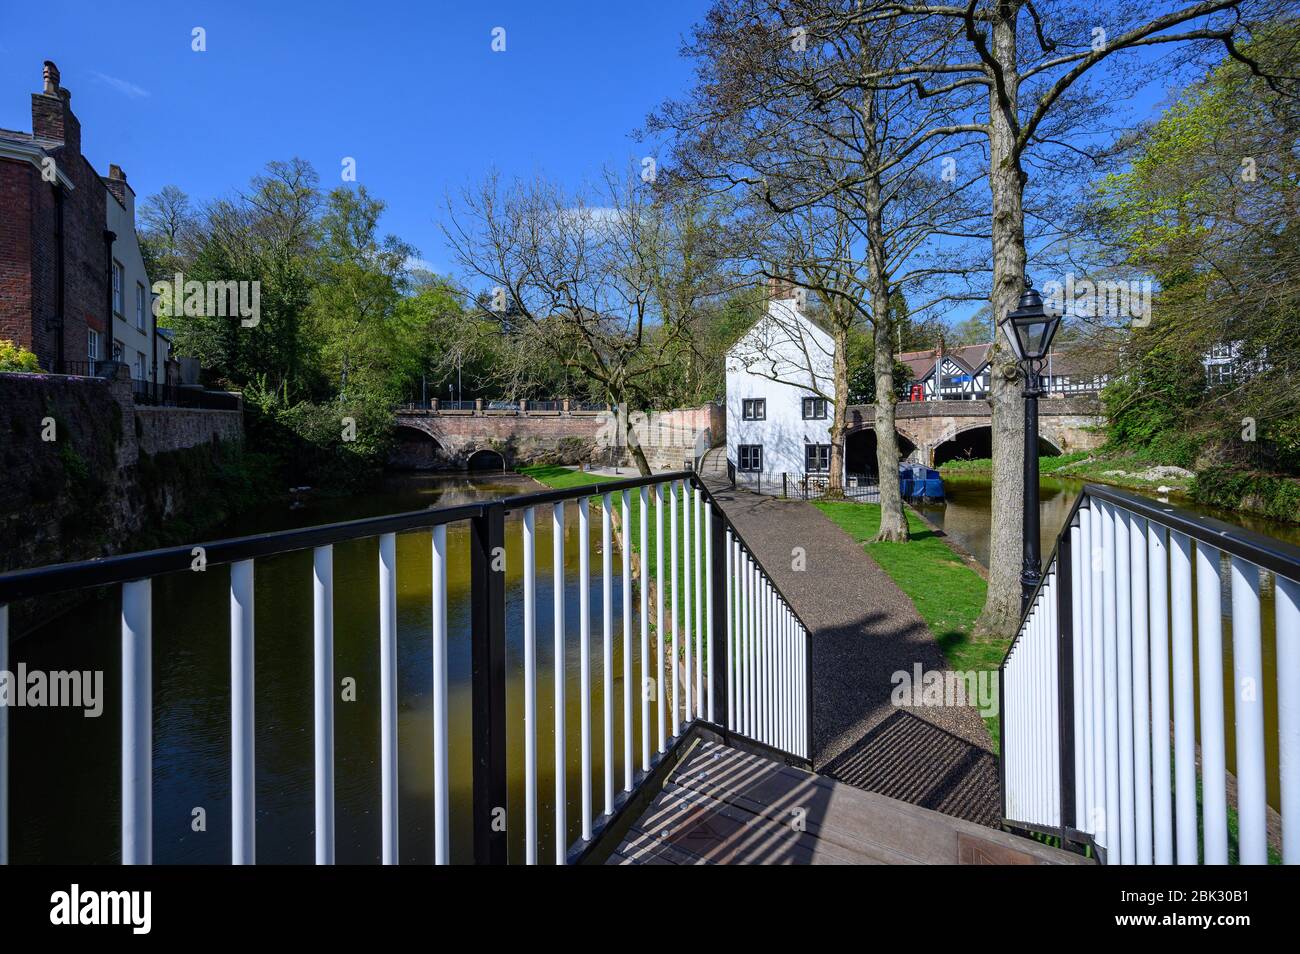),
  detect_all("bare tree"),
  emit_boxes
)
[443,170,721,474]
[836,0,1272,634]
[650,0,988,538]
